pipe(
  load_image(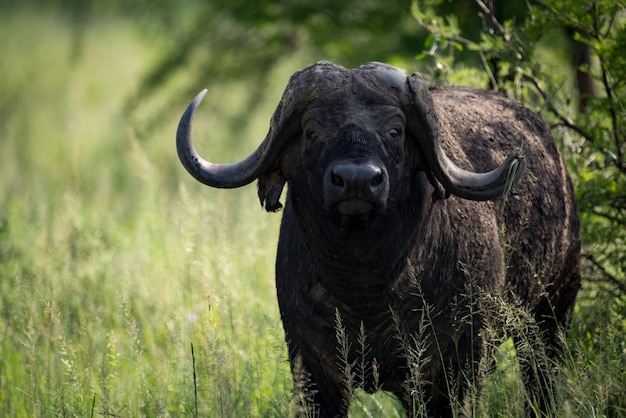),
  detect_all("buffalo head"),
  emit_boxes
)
[177,62,525,218]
